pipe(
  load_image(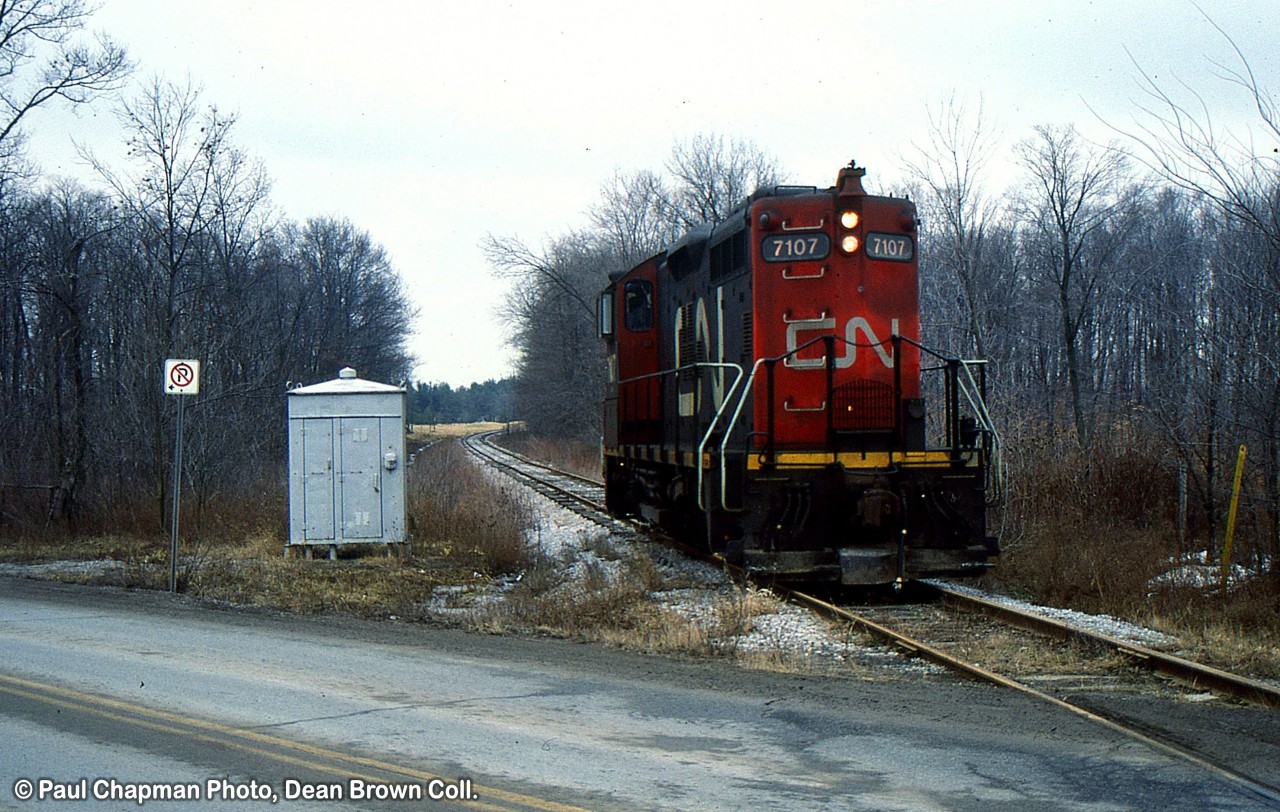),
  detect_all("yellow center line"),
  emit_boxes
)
[0,673,592,812]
